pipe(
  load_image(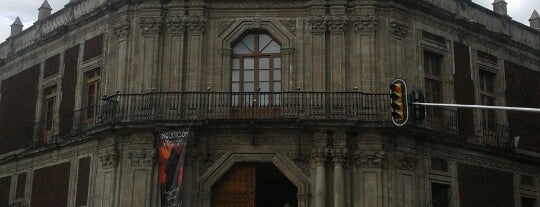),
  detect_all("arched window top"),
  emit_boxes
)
[233,33,281,55]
